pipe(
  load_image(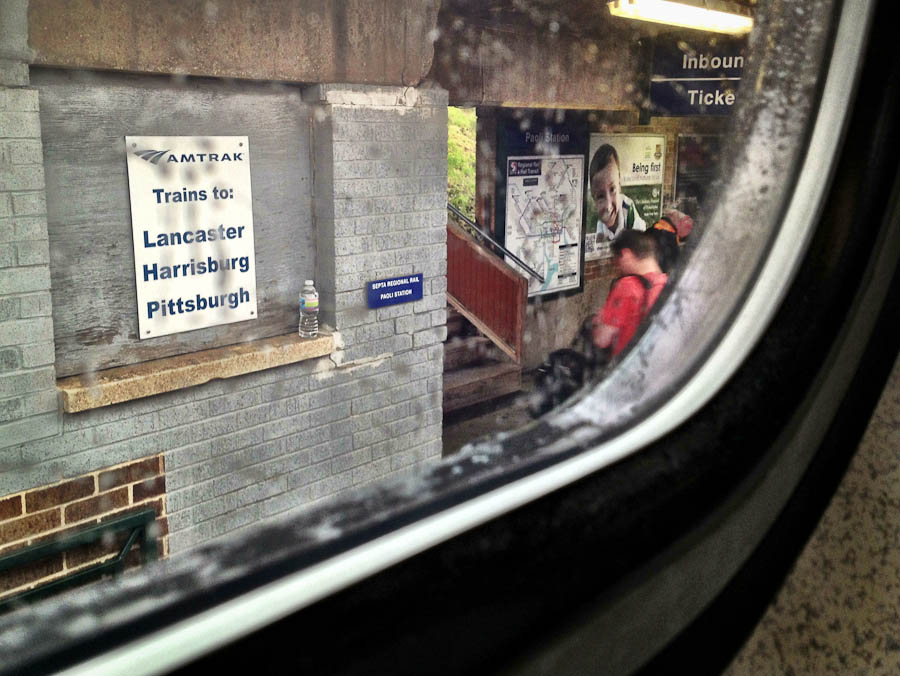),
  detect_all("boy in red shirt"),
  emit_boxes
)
[592,230,668,357]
